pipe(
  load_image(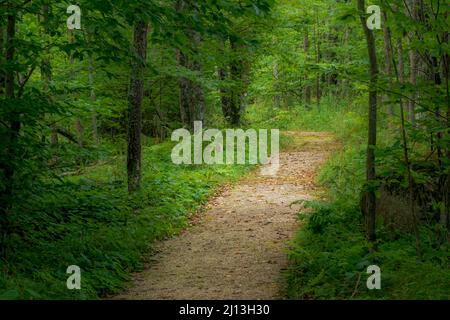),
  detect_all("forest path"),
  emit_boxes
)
[115,131,337,300]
